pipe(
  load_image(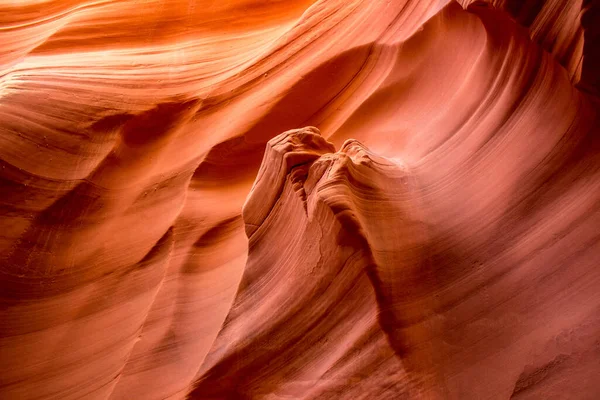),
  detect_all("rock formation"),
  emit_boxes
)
[1,0,599,399]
